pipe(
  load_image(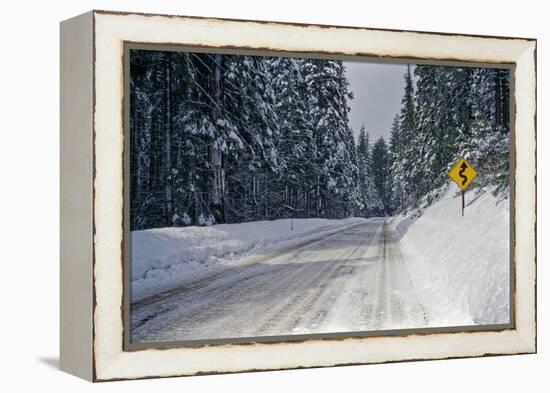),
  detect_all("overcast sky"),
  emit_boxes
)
[344,61,410,142]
